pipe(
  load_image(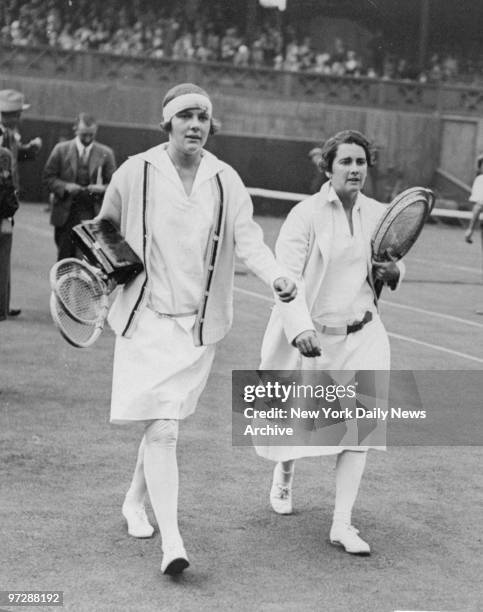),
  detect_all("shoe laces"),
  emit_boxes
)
[274,484,291,499]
